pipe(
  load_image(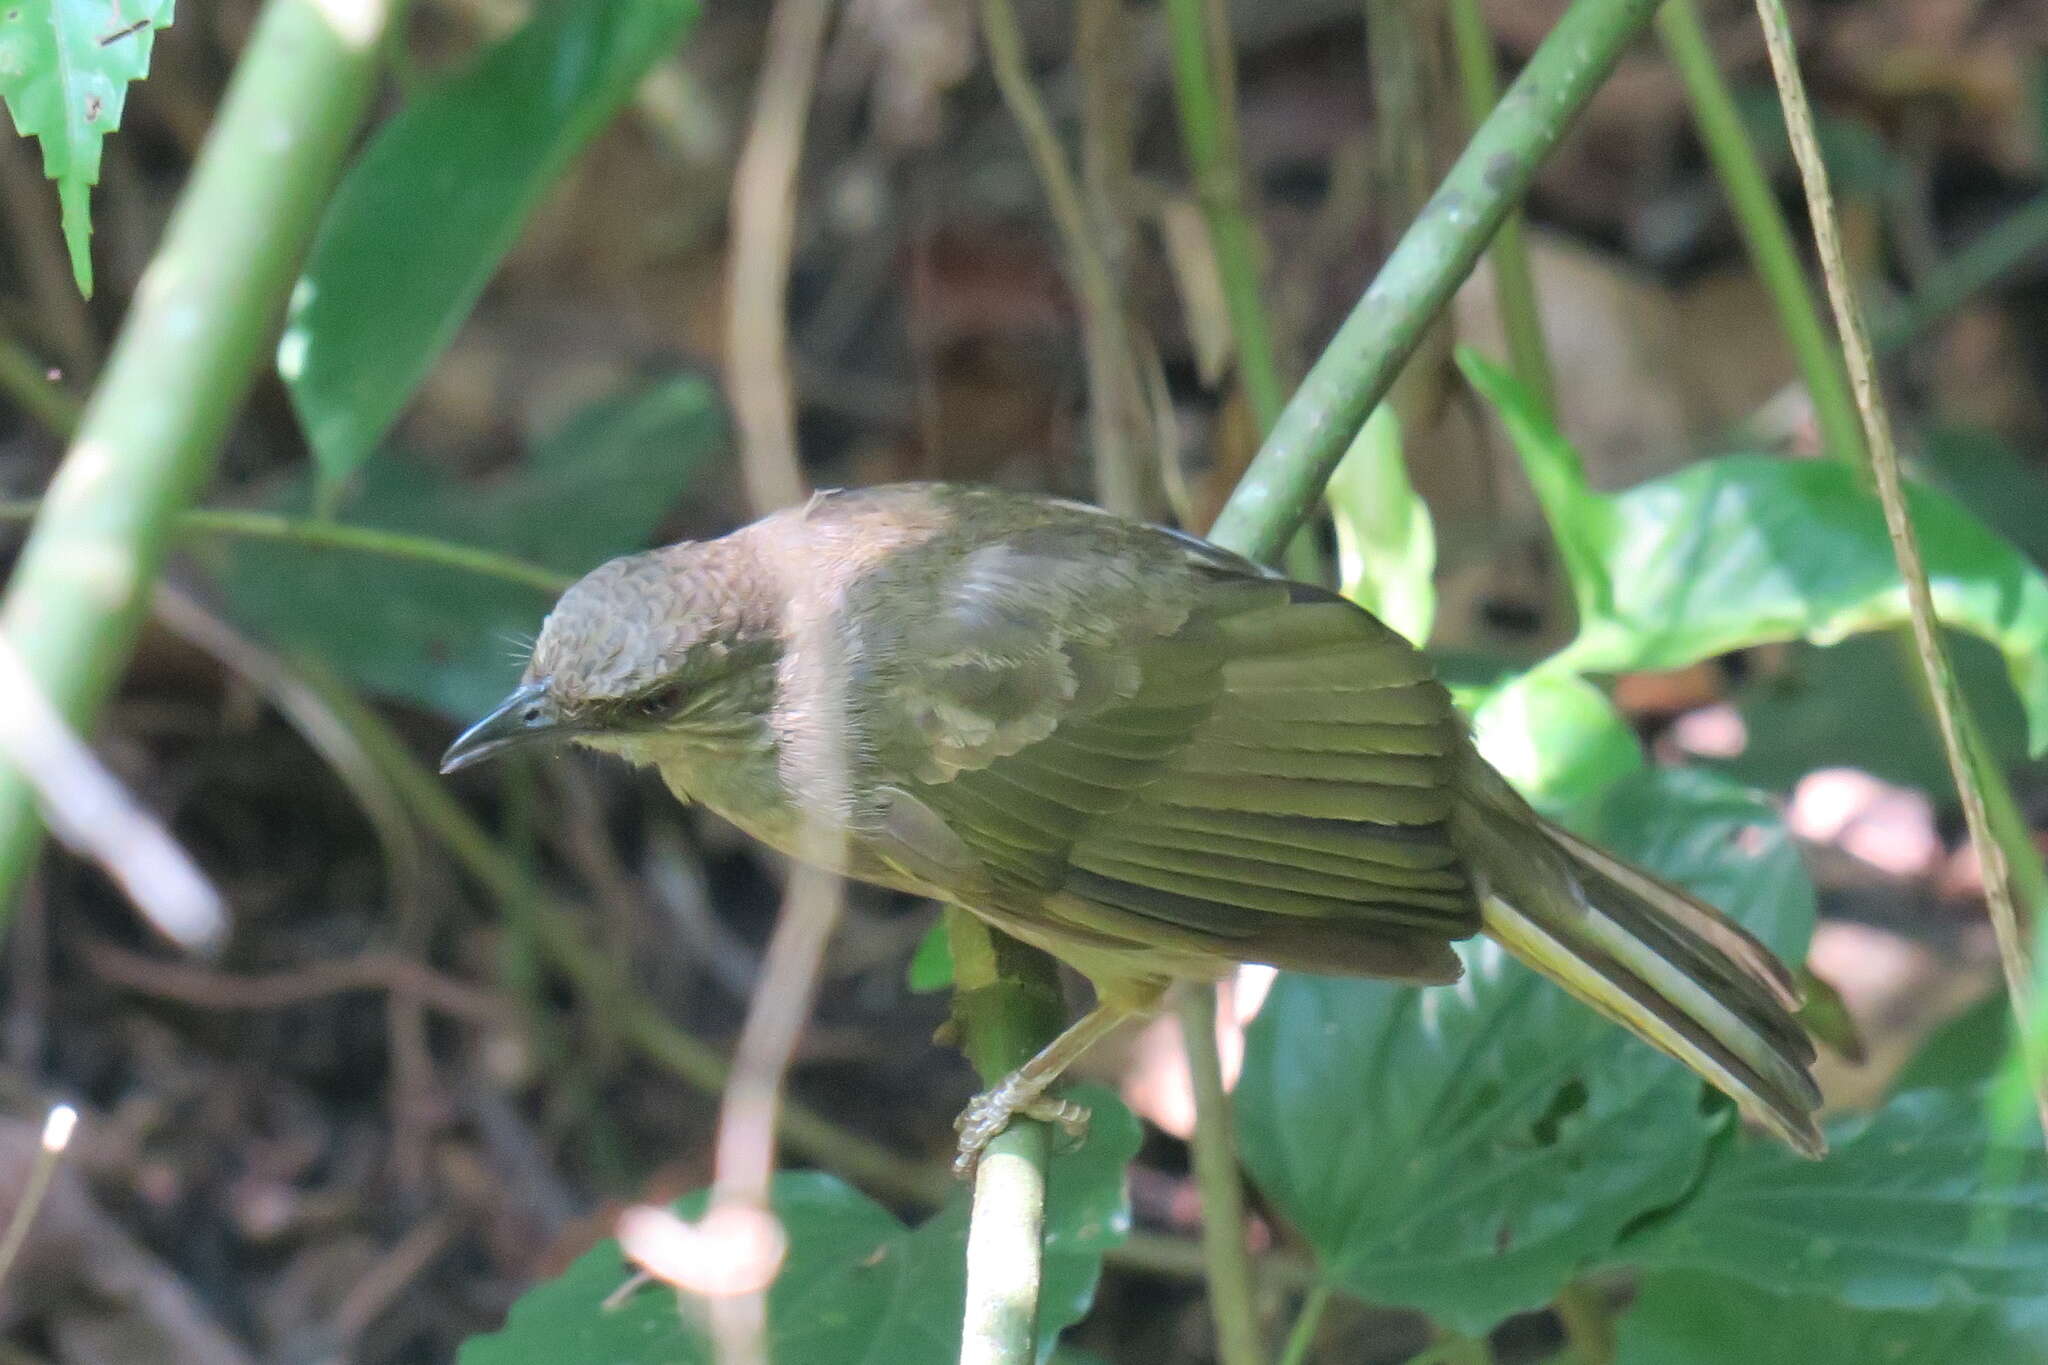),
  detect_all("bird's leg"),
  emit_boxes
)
[954,980,1169,1177]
